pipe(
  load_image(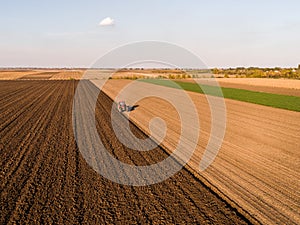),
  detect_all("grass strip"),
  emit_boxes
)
[140,79,300,112]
